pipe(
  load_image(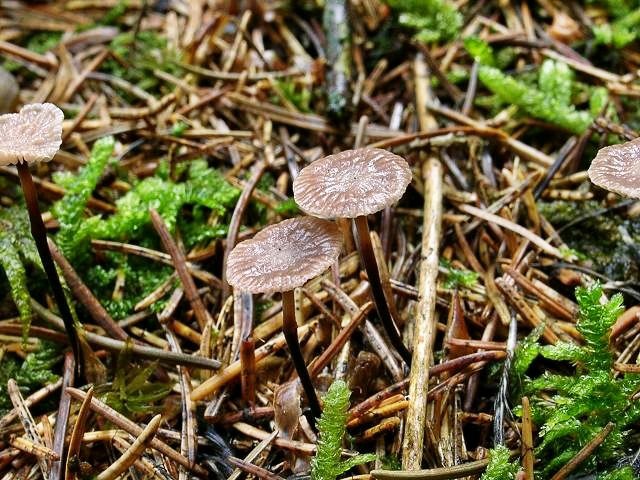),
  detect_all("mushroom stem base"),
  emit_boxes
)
[354,215,411,365]
[17,160,83,380]
[282,289,321,424]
